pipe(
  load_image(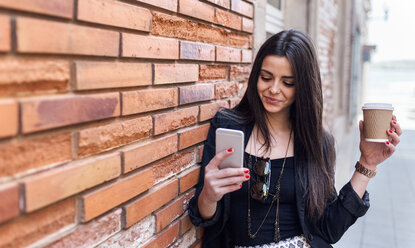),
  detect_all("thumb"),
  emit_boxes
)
[207,148,234,169]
